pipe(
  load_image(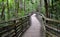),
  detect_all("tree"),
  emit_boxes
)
[44,0,49,17]
[1,0,5,20]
